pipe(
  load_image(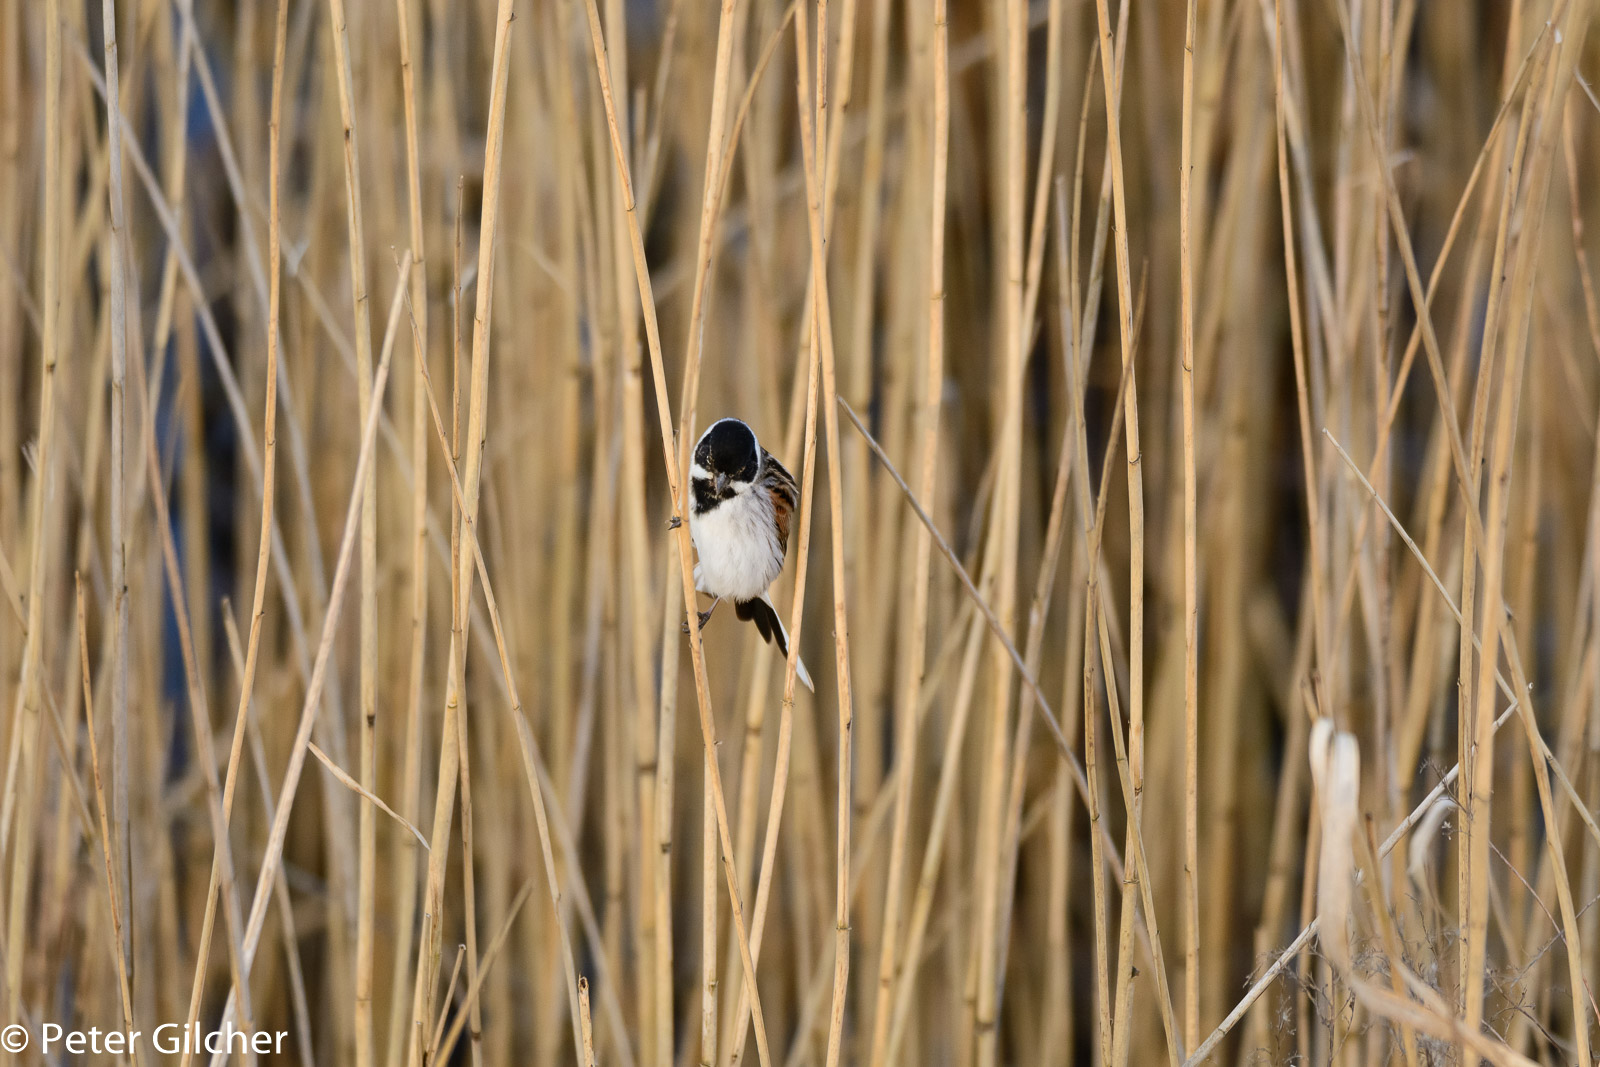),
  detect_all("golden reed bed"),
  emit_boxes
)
[1,1,1598,1064]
